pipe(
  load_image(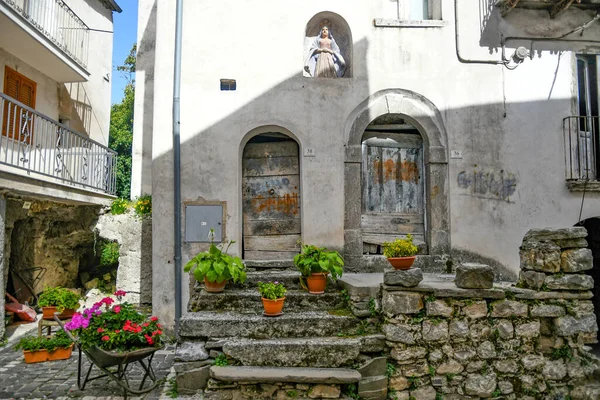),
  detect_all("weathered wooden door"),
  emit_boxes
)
[242,135,301,260]
[361,134,425,253]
